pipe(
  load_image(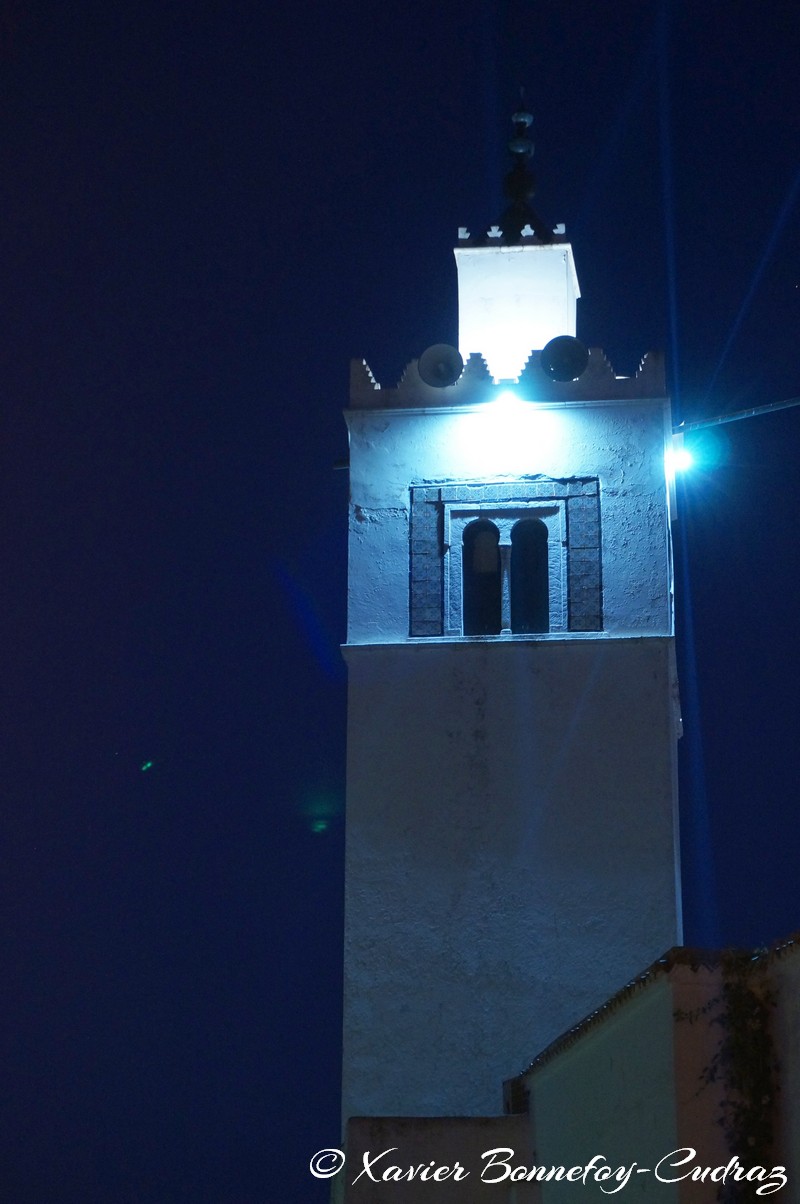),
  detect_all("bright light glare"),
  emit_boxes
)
[493,389,526,409]
[665,440,693,479]
[449,396,565,477]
